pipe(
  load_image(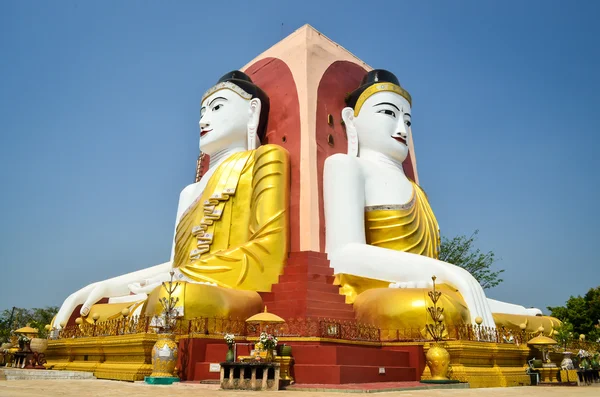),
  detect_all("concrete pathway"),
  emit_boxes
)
[0,379,599,397]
